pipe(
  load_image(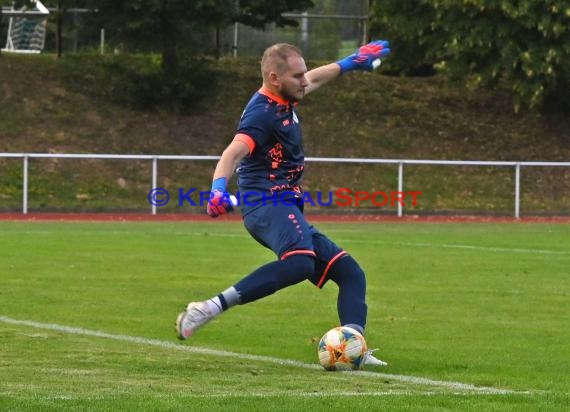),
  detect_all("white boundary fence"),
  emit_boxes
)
[1,153,569,217]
